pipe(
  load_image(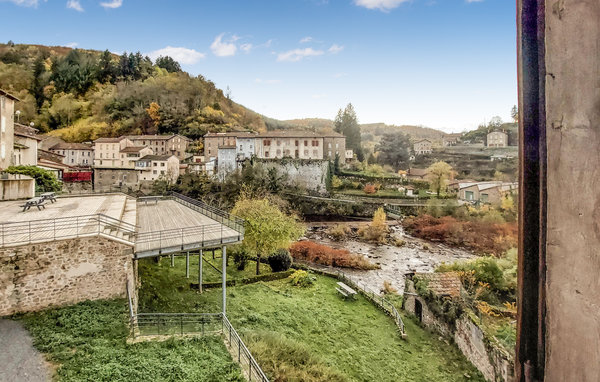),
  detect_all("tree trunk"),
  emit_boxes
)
[256,255,261,275]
